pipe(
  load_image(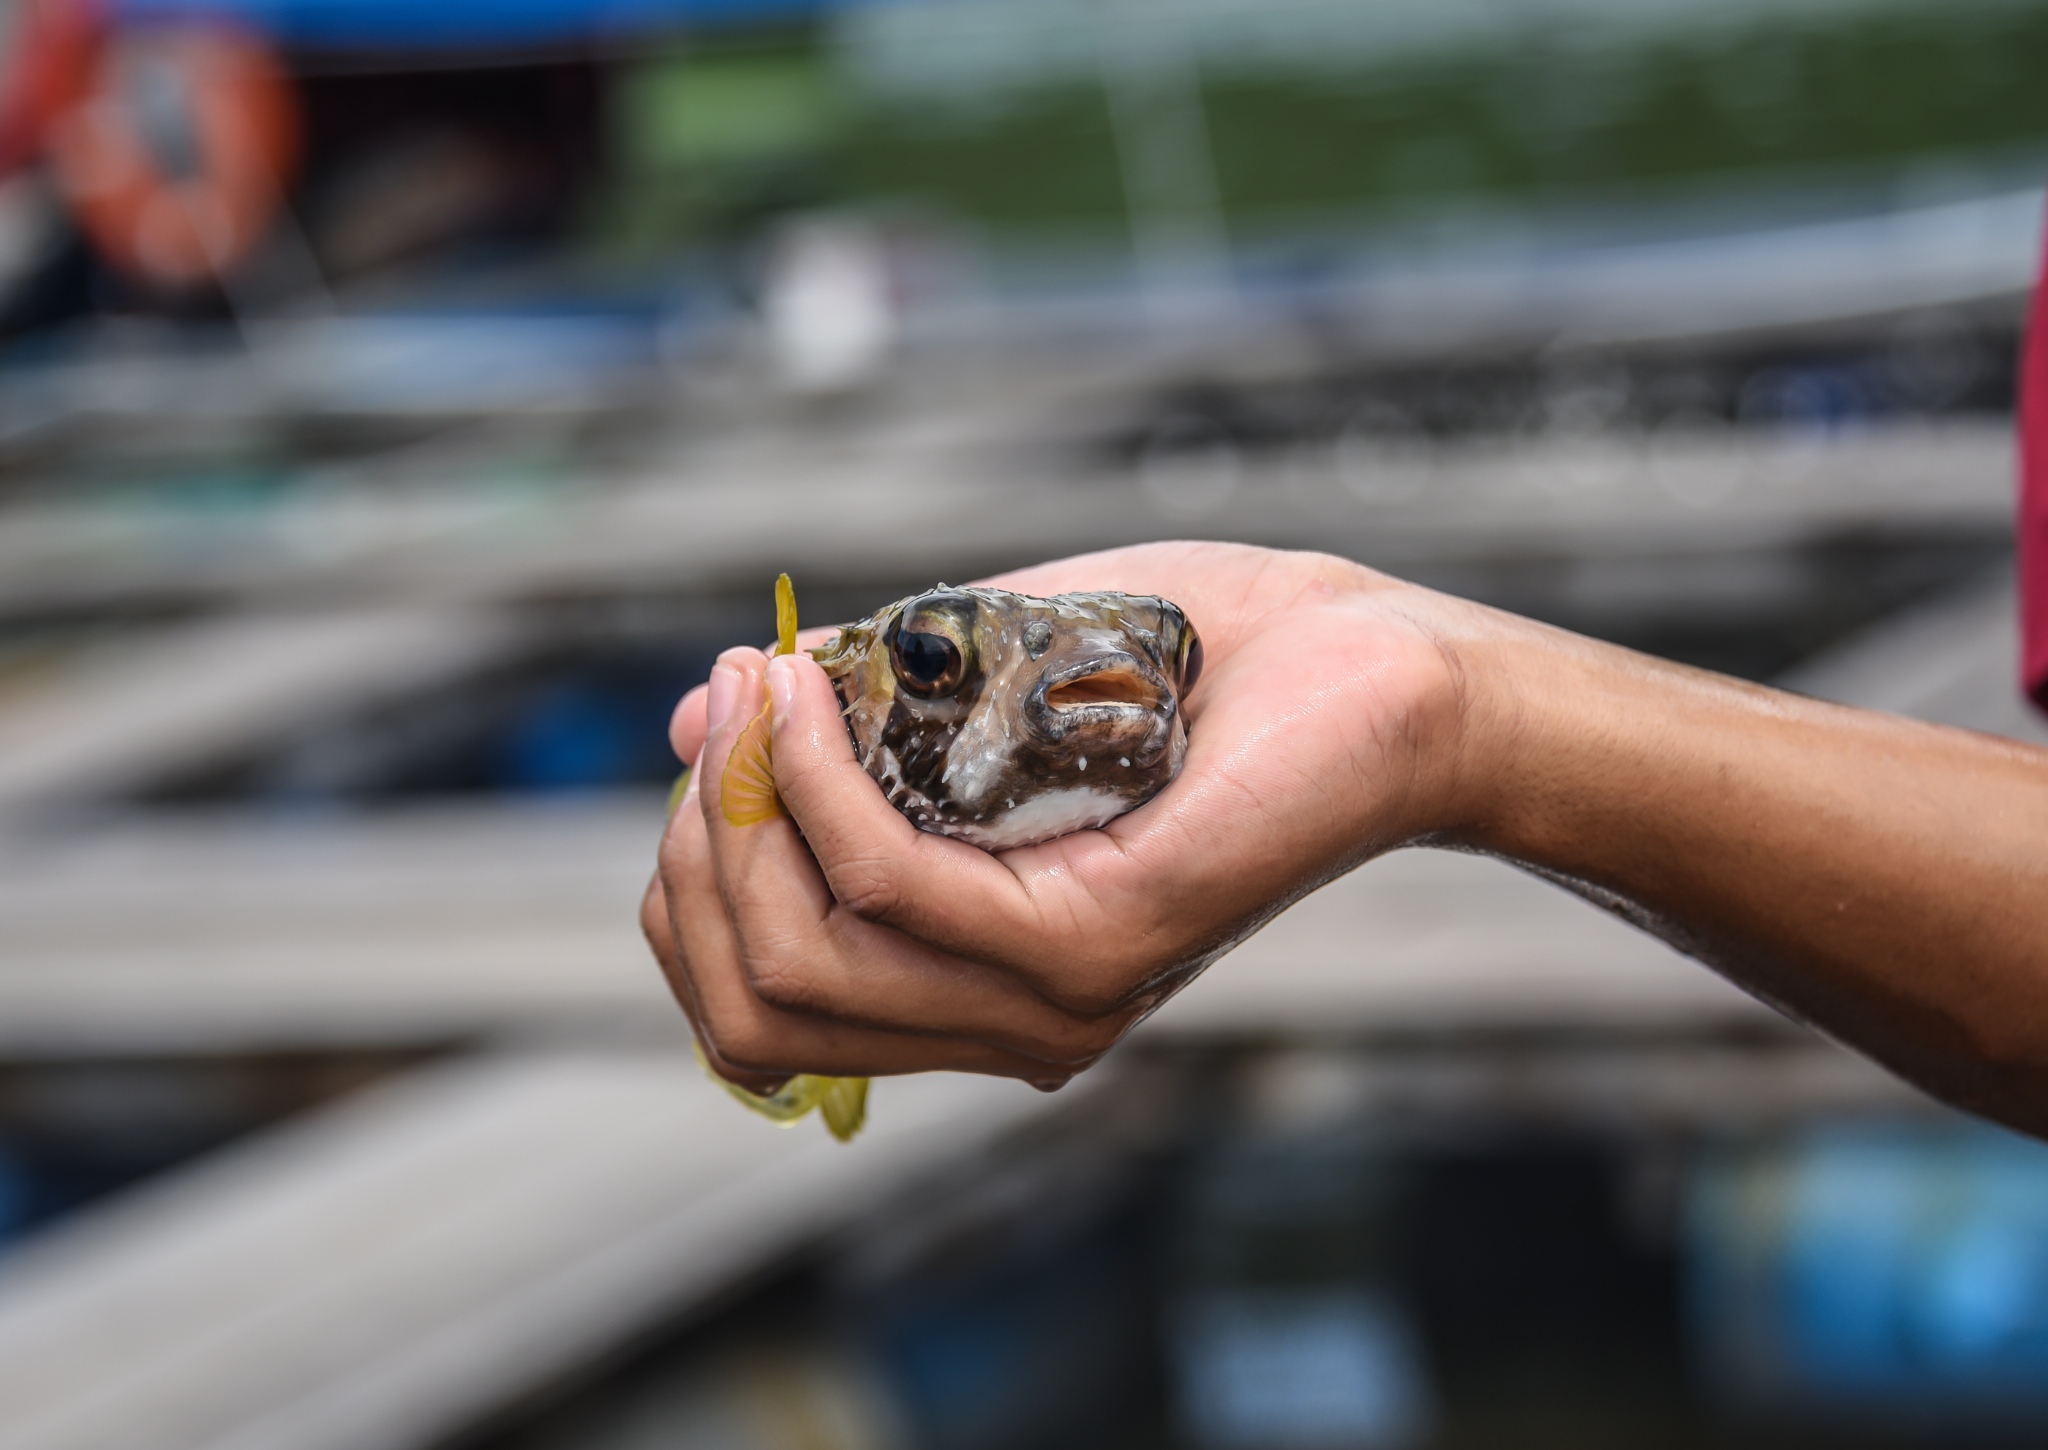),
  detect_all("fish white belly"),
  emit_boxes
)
[942,787,1129,851]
